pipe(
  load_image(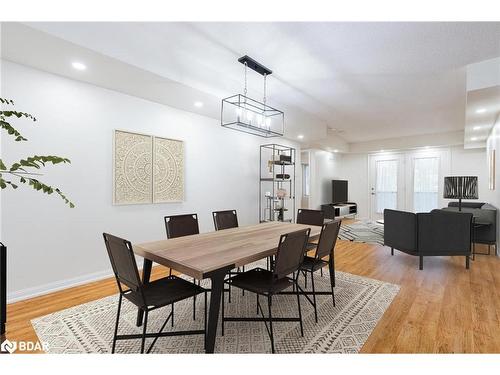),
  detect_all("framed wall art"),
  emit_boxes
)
[113,130,184,205]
